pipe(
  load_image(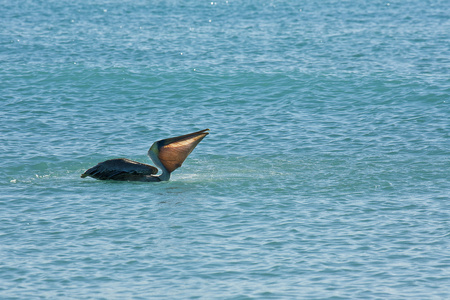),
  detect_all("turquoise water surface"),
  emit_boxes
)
[1,0,449,299]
